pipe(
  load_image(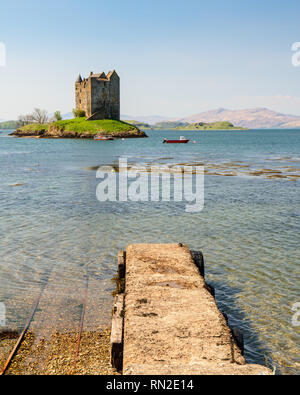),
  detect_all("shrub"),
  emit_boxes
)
[54,111,62,121]
[72,108,86,118]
